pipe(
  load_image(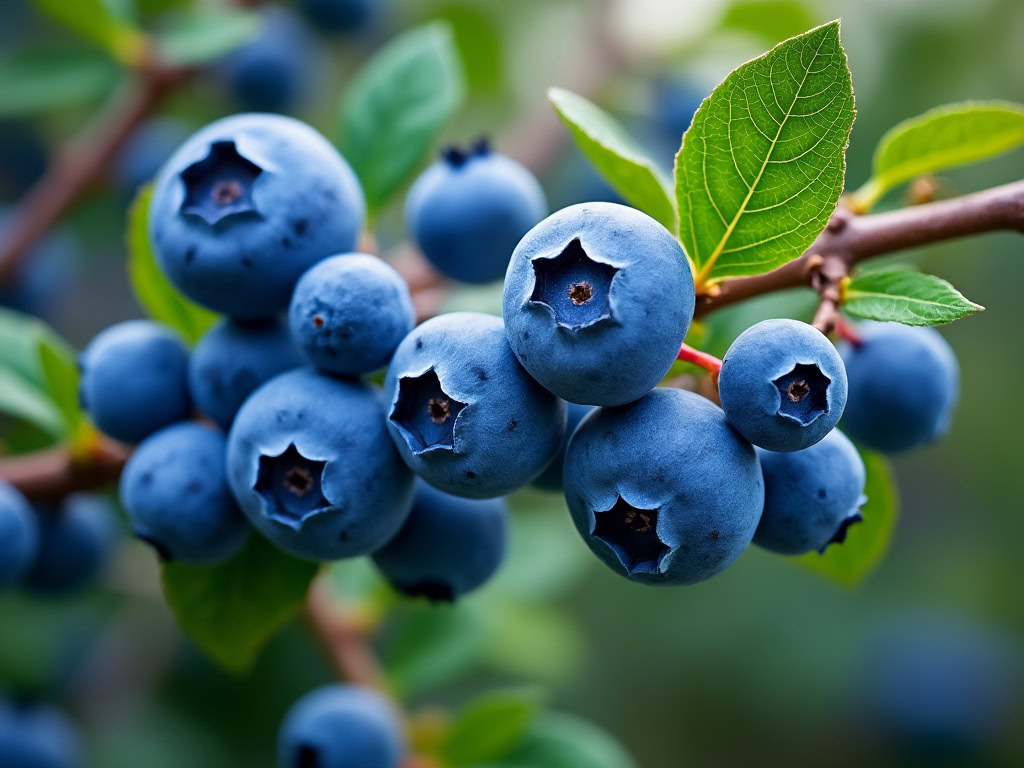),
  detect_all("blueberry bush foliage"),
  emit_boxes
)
[1,2,1023,766]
